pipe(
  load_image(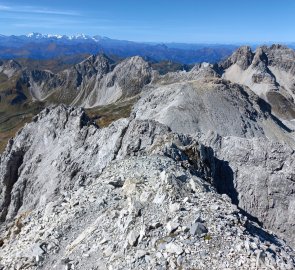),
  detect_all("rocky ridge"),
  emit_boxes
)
[21,55,153,107]
[221,45,295,125]
[1,45,295,269]
[134,76,294,143]
[0,60,22,78]
[0,106,294,269]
